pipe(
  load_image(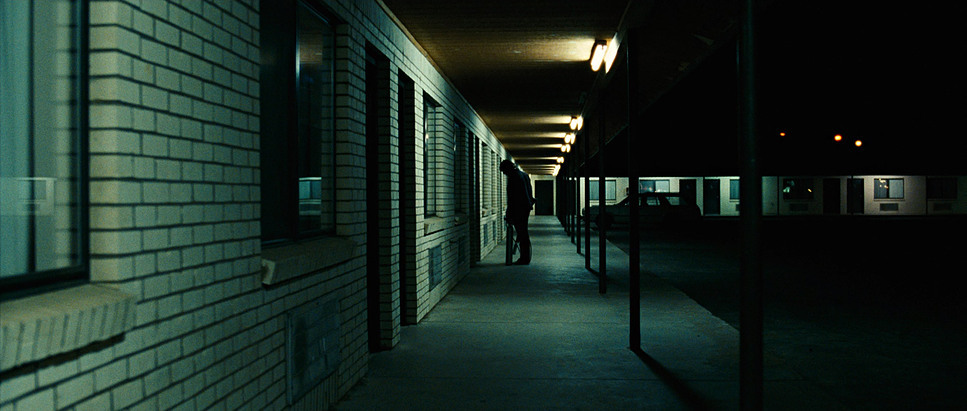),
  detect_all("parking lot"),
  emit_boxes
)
[604,216,967,409]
